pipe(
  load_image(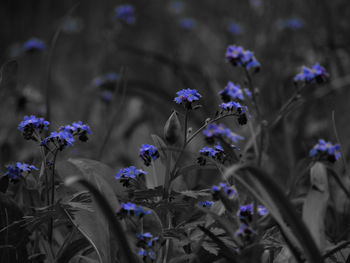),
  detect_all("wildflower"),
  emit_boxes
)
[286,18,303,29]
[174,89,202,109]
[102,91,113,102]
[4,162,38,182]
[227,22,242,35]
[198,142,226,165]
[59,121,92,142]
[22,38,45,52]
[139,144,159,166]
[199,200,213,207]
[41,131,74,150]
[117,202,151,218]
[115,5,135,24]
[136,232,159,248]
[93,73,118,90]
[310,139,341,163]
[225,45,260,71]
[116,166,147,187]
[238,203,268,223]
[180,18,195,29]
[211,183,237,200]
[203,123,244,145]
[294,63,329,84]
[18,115,50,140]
[219,82,251,102]
[235,223,256,243]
